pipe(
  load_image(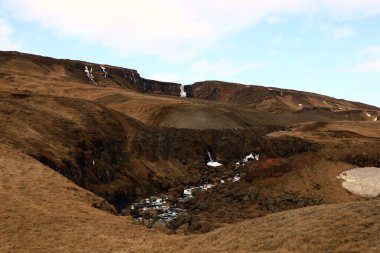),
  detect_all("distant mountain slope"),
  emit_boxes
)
[0,51,378,115]
[189,80,379,112]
